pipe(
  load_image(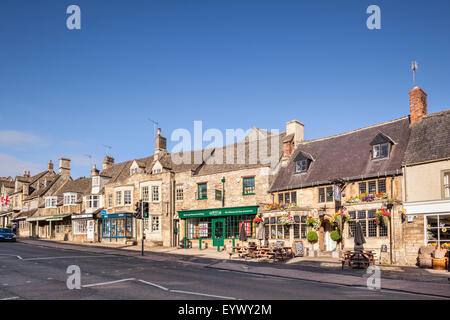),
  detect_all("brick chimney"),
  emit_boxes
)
[155,128,167,158]
[48,160,54,171]
[409,87,427,125]
[58,158,71,177]
[102,156,115,171]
